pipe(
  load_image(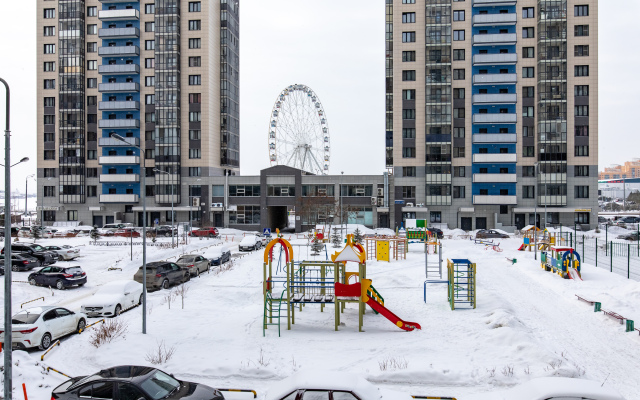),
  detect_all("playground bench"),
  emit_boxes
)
[602,309,625,325]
